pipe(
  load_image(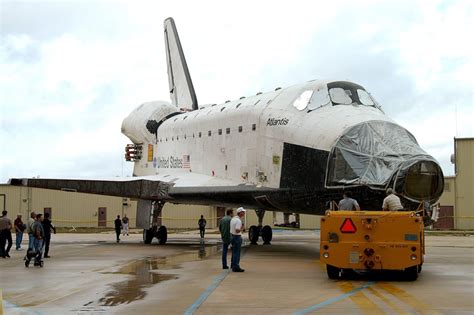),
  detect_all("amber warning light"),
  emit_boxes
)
[340,218,357,233]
